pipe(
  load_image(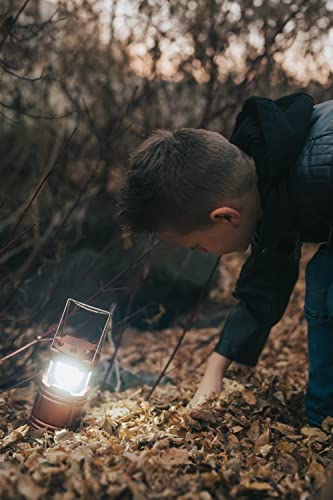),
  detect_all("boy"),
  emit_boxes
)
[120,93,333,427]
